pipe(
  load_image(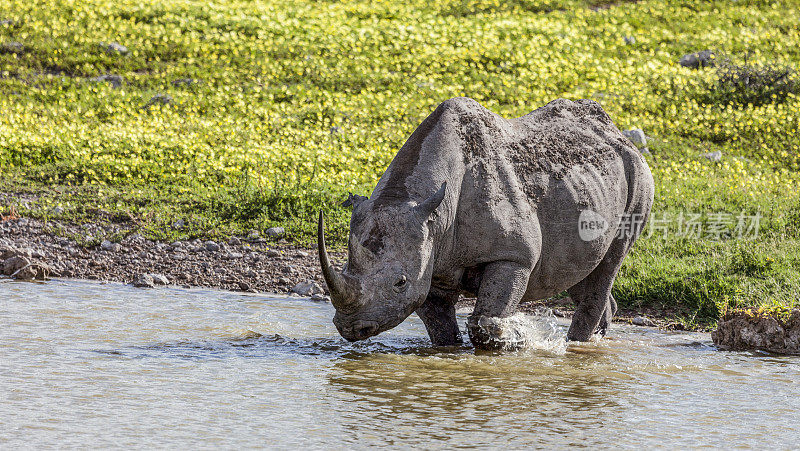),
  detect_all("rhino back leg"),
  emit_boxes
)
[466,261,532,350]
[566,237,631,341]
[416,290,463,346]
